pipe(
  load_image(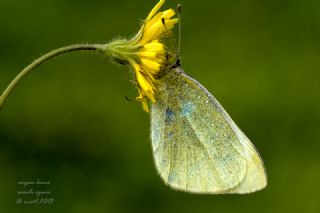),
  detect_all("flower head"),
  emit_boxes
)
[105,0,178,112]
